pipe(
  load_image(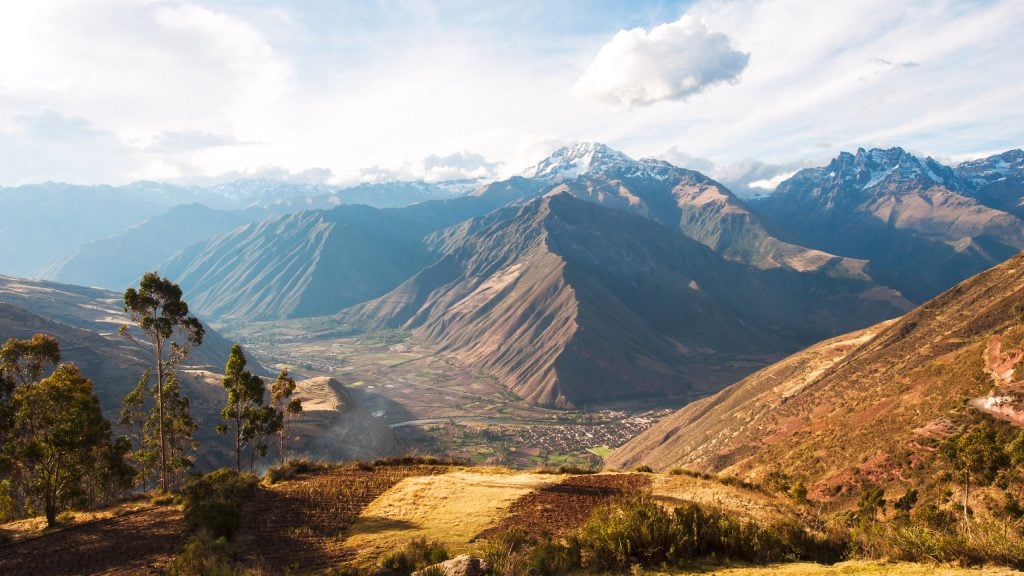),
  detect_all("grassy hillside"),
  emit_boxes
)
[609,252,1024,503]
[1,464,1015,575]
